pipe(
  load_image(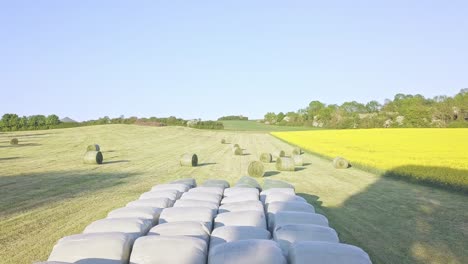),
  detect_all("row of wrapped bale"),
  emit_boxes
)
[208,176,287,264]
[262,179,372,264]
[44,179,196,264]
